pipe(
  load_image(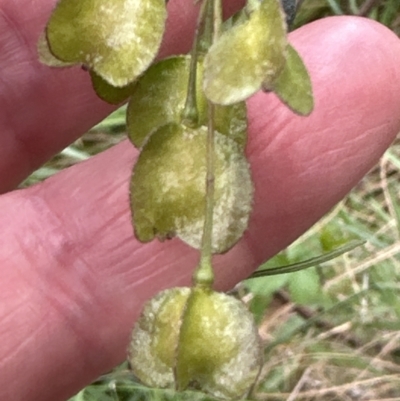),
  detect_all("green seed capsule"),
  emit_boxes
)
[128,287,262,399]
[130,123,253,254]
